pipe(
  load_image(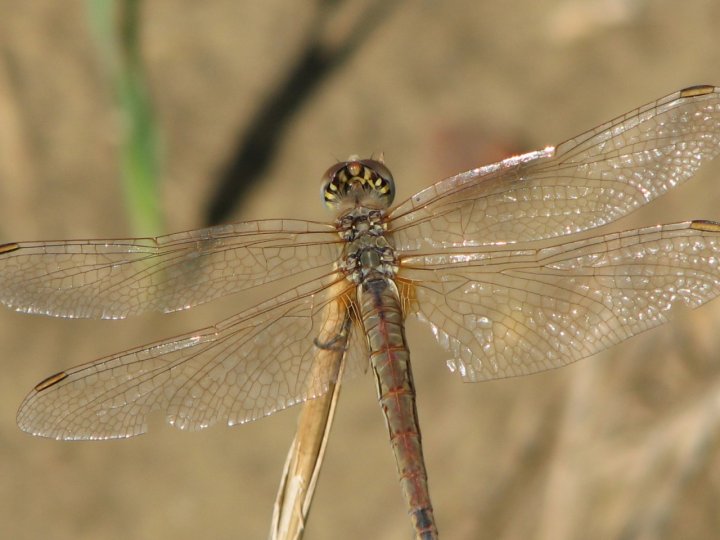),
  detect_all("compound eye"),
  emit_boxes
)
[359,159,395,207]
[320,158,396,209]
[320,162,346,208]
